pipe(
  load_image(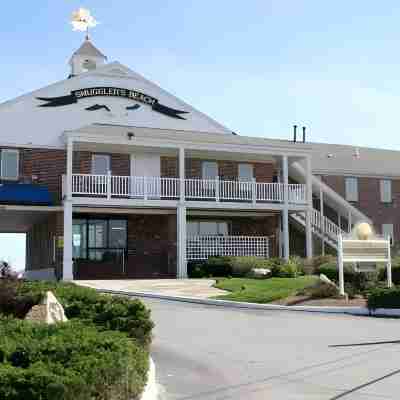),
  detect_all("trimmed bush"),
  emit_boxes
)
[270,257,303,278]
[378,265,400,285]
[317,262,379,294]
[0,318,148,400]
[367,287,400,310]
[13,281,154,347]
